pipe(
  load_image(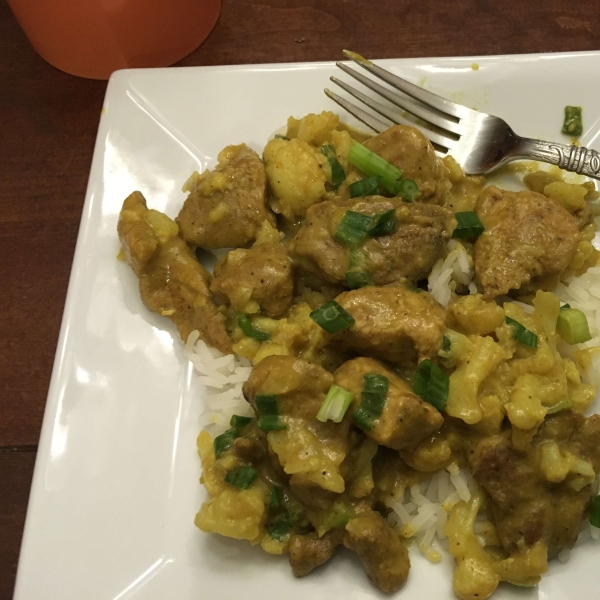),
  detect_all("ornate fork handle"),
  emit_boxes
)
[516,138,600,180]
